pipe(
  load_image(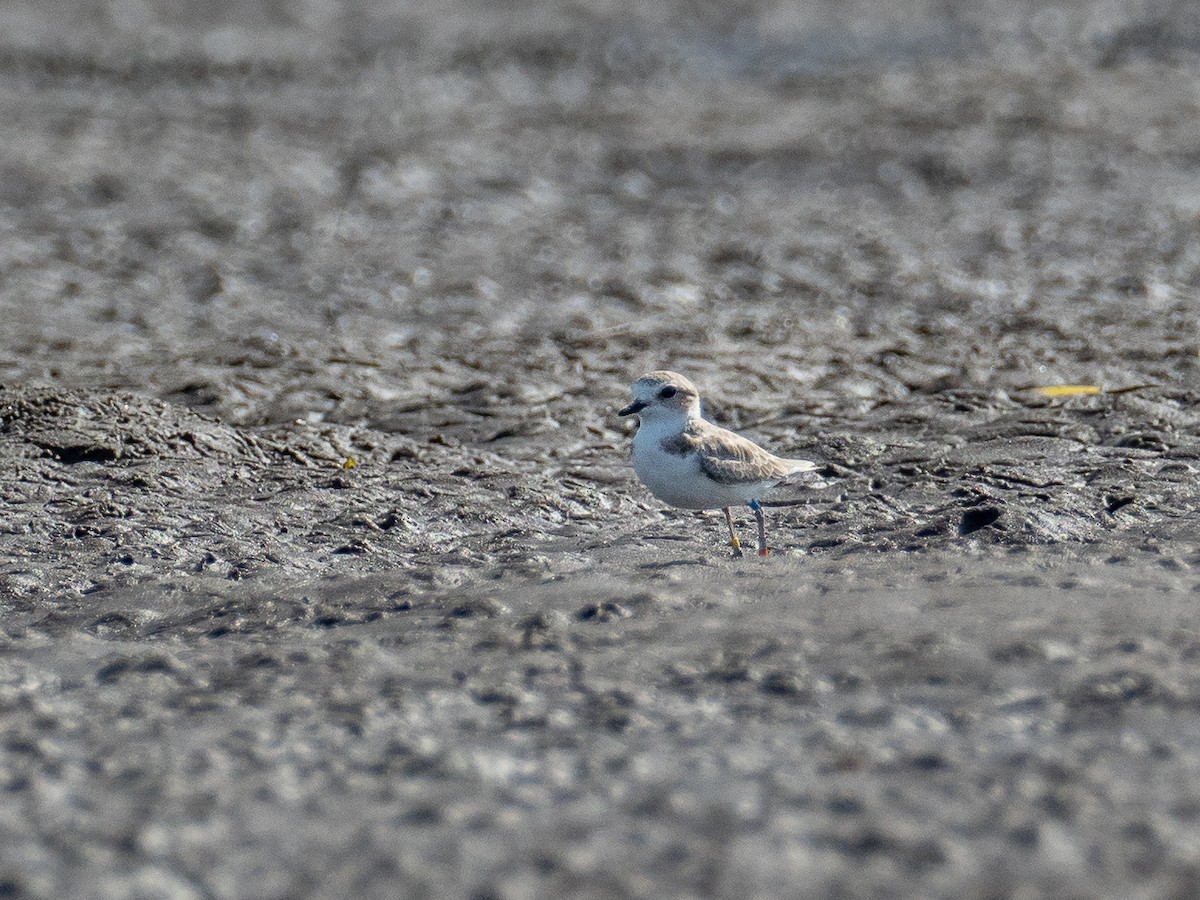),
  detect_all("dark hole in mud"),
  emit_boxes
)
[1106,495,1136,514]
[909,752,950,771]
[41,443,120,463]
[958,507,1002,536]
